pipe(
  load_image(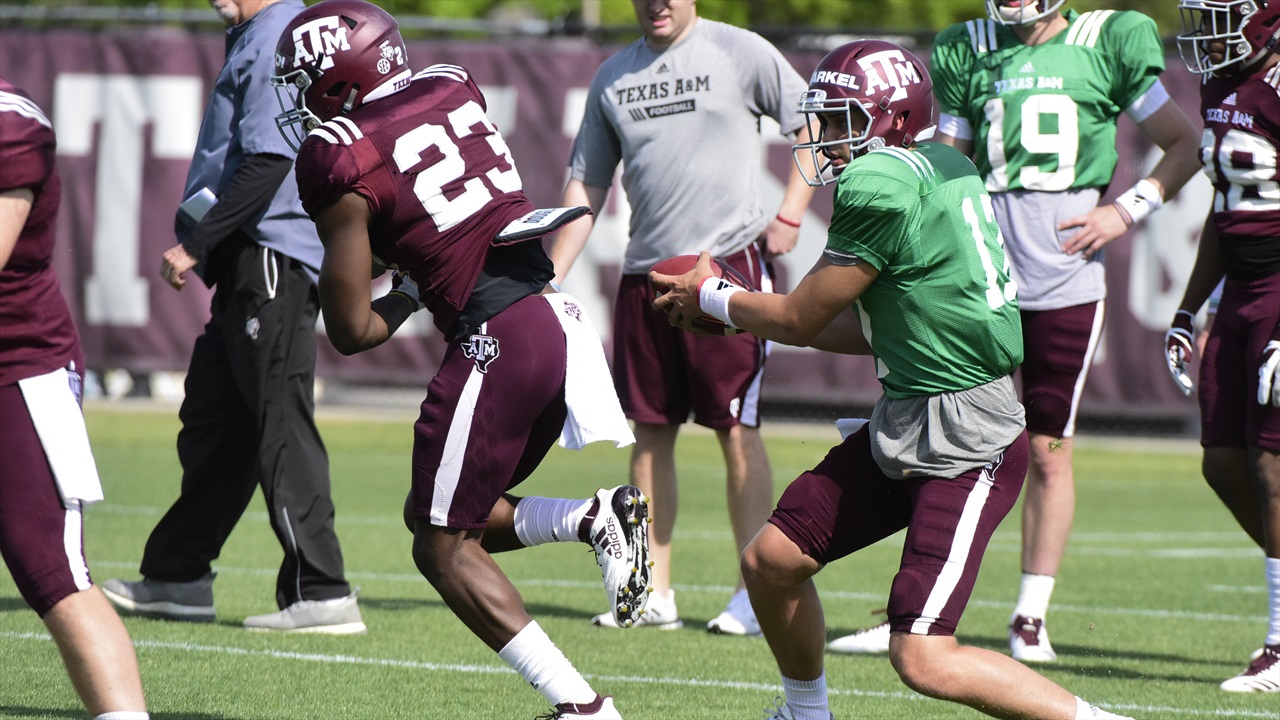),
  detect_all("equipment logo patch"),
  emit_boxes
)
[462,334,500,373]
